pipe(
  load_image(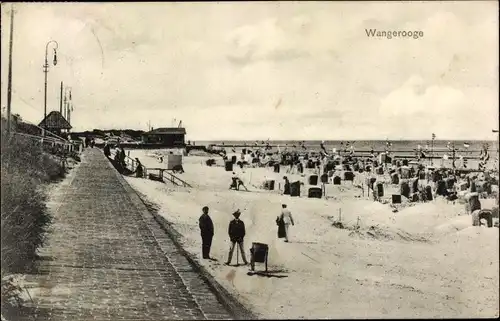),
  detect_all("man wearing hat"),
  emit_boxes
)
[199,206,214,260]
[225,209,248,265]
